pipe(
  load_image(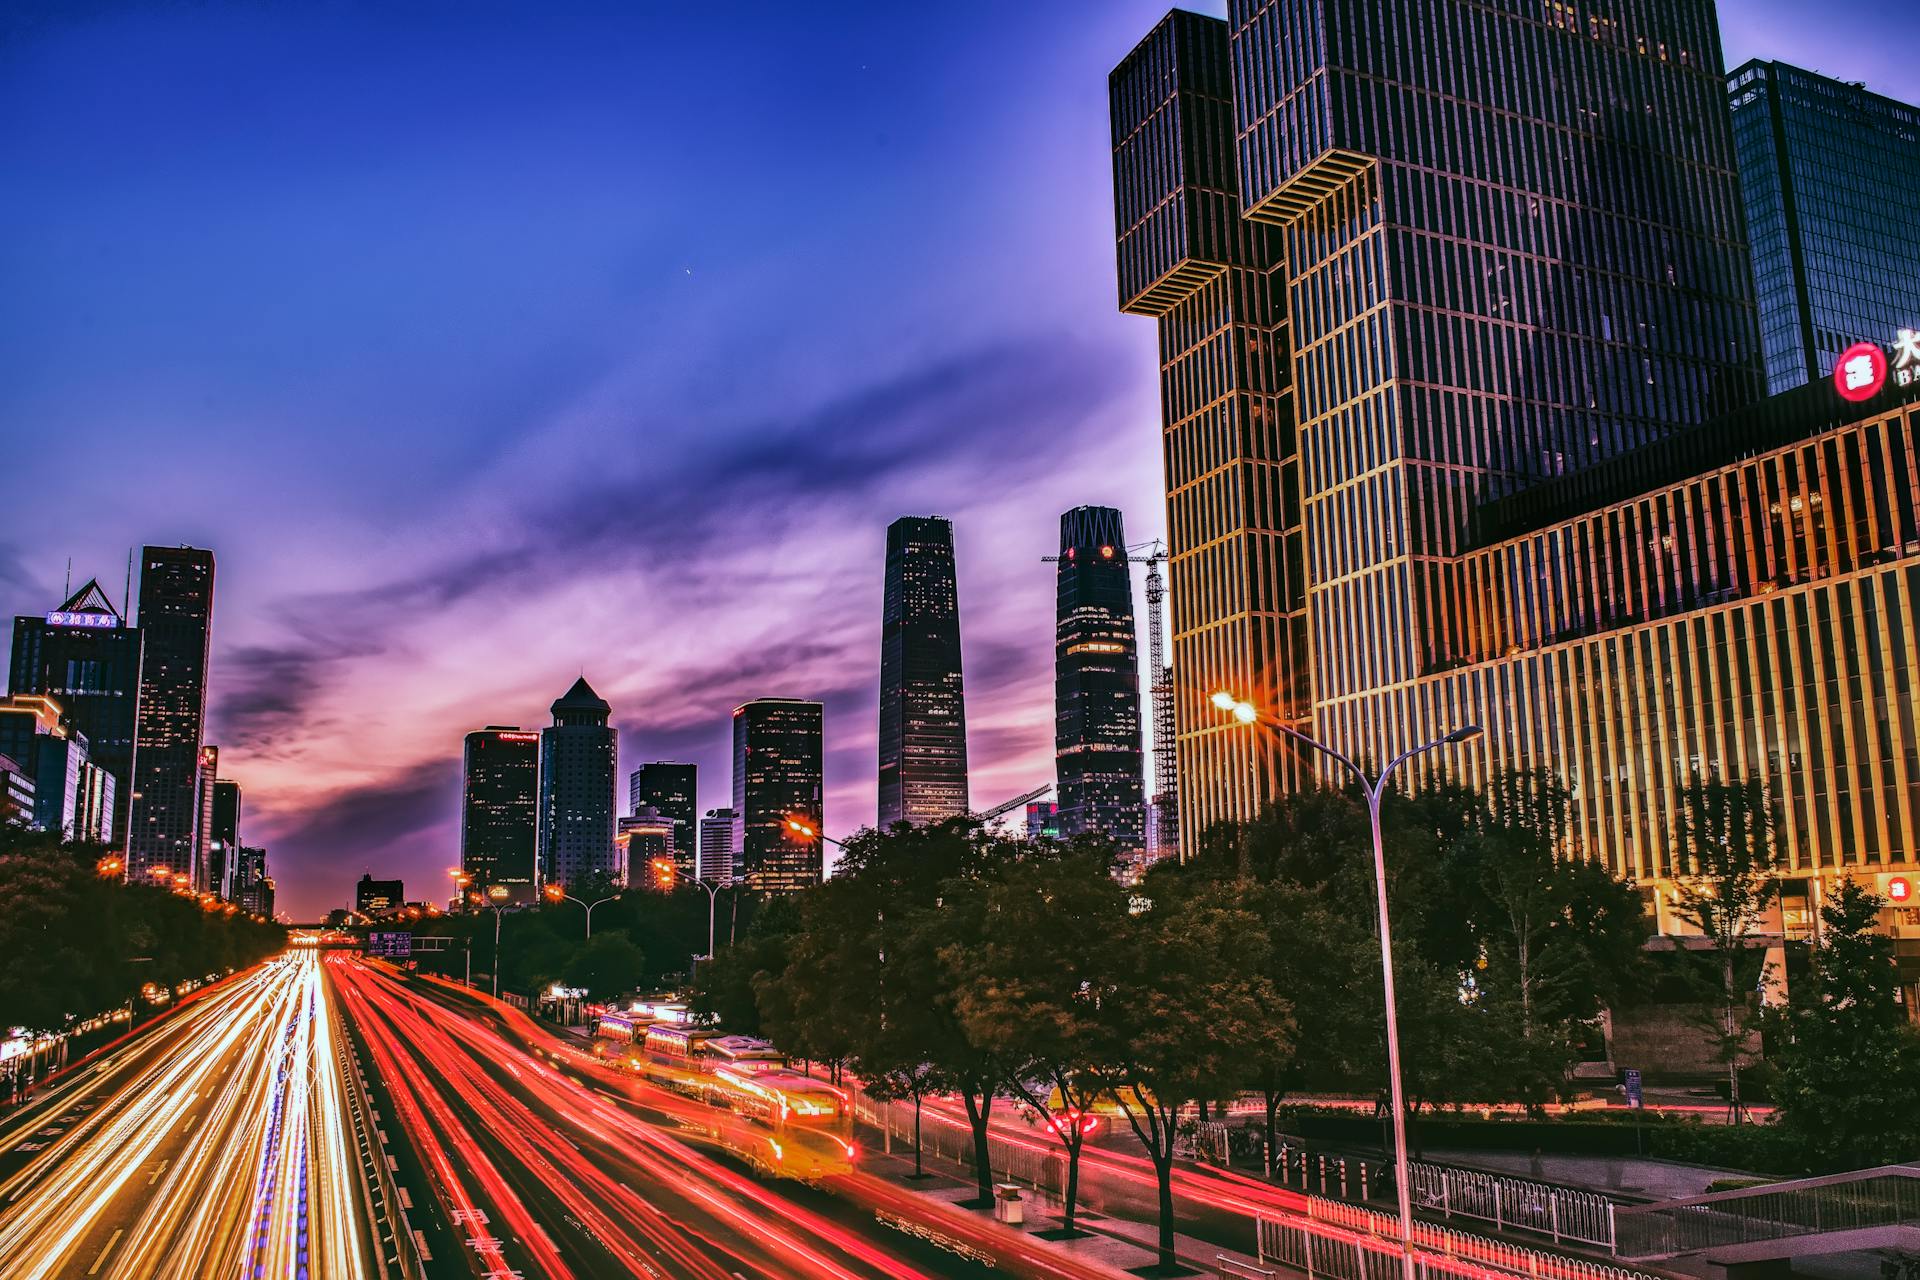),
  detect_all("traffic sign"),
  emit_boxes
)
[366,931,413,959]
